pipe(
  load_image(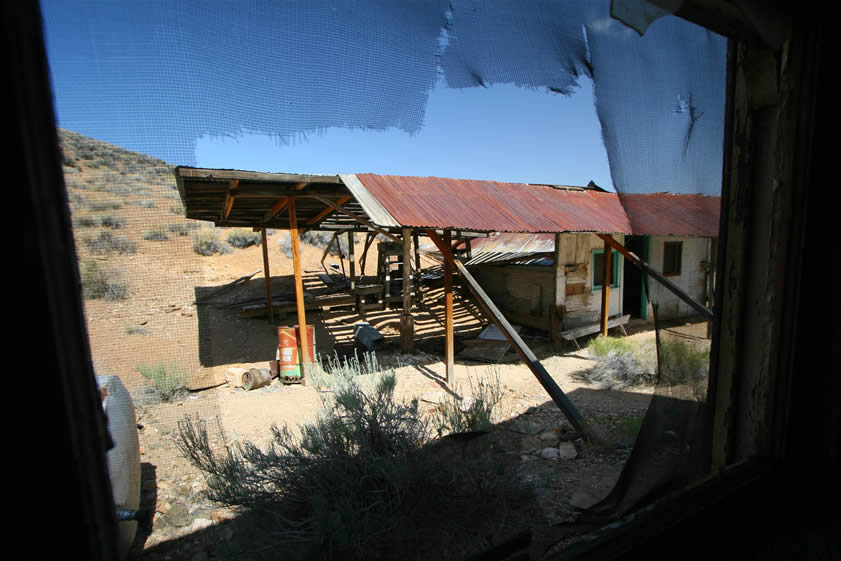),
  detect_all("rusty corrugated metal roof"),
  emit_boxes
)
[620,193,721,237]
[354,174,633,234]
